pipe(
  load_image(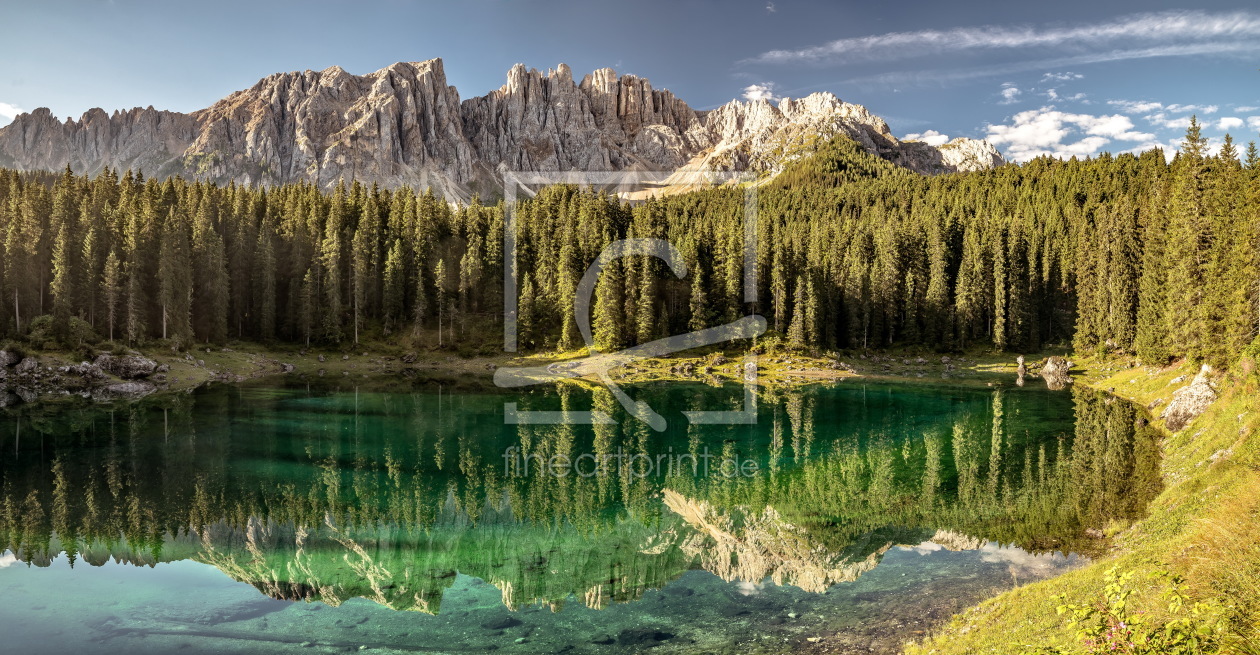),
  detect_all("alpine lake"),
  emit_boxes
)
[0,372,1162,654]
